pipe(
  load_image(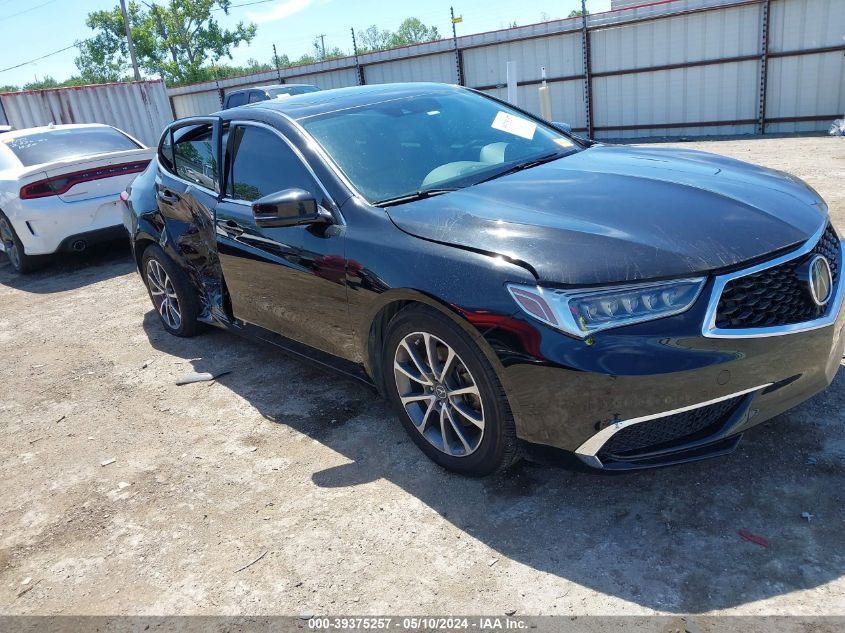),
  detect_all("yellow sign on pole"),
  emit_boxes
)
[452,15,463,23]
